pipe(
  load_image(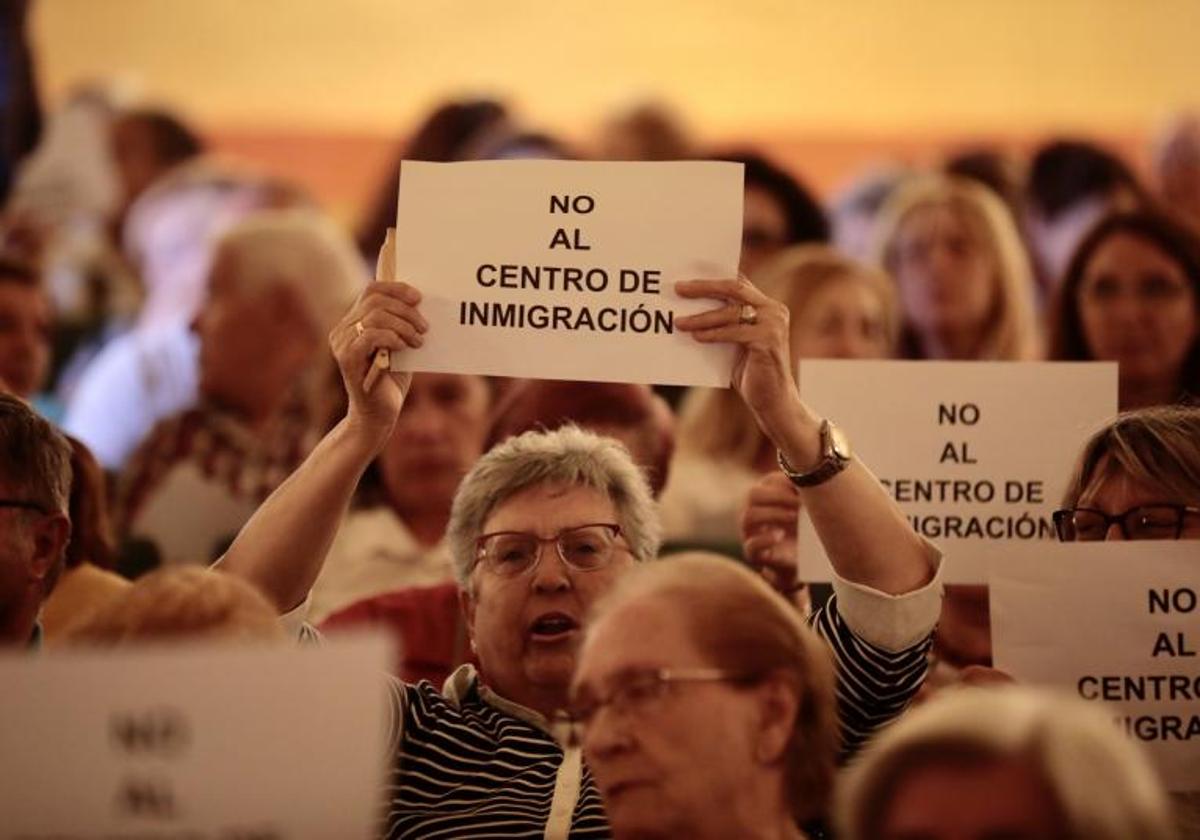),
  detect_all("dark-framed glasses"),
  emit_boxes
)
[557,668,755,748]
[1052,504,1200,542]
[474,523,624,577]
